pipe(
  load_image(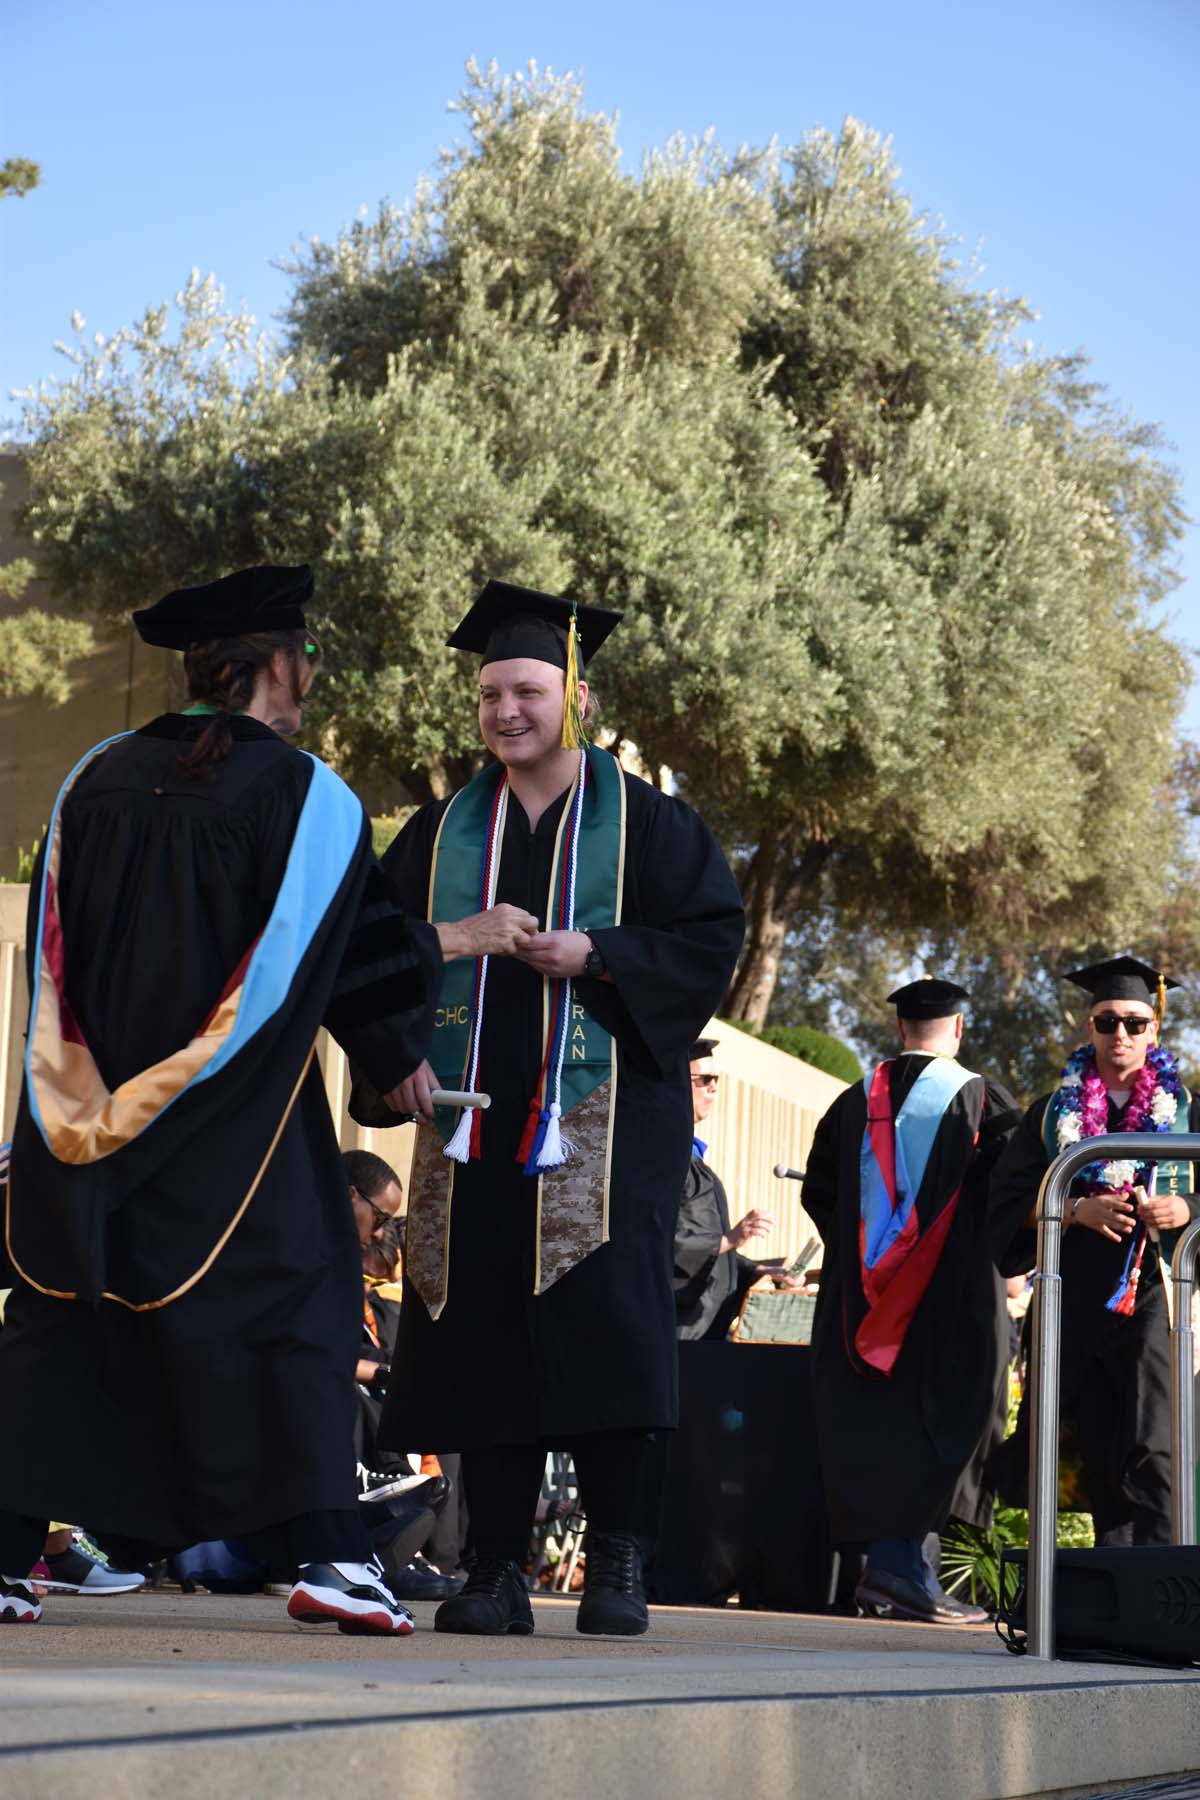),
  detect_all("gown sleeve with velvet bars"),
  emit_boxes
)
[808,1058,1020,1541]
[0,714,441,1548]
